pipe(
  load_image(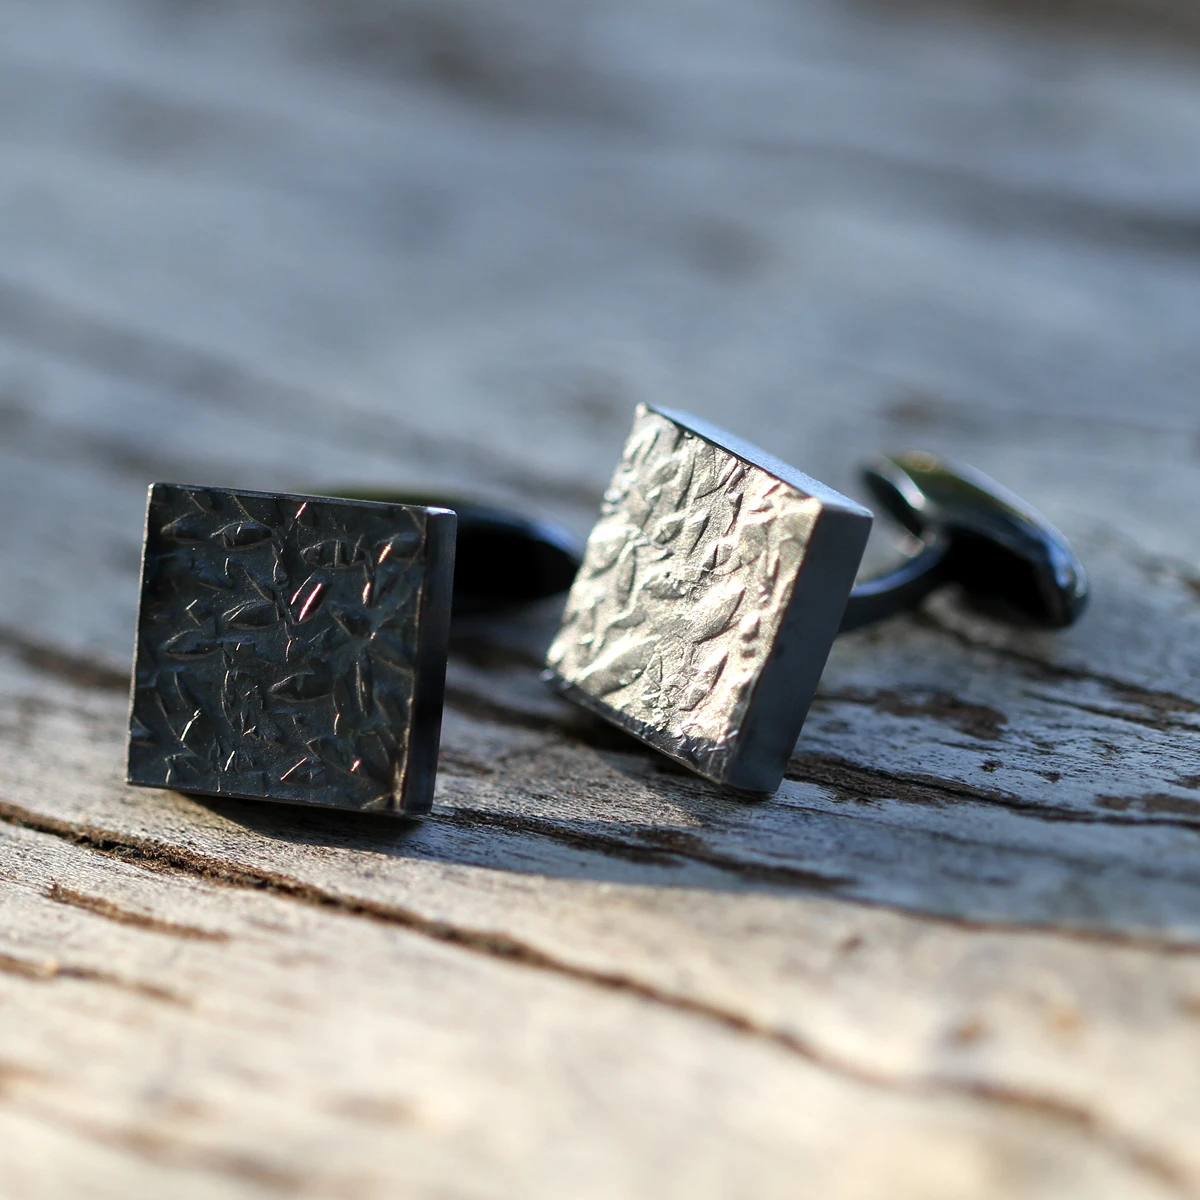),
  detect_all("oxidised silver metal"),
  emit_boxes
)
[127,485,455,816]
[545,405,871,793]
